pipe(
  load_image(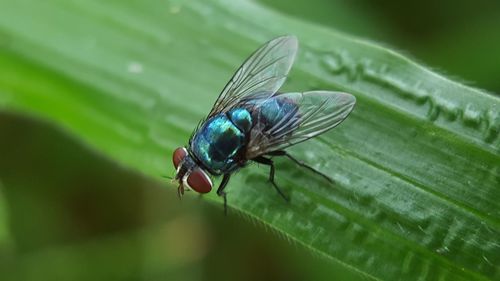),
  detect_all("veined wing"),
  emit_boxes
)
[246,91,356,159]
[207,35,298,118]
